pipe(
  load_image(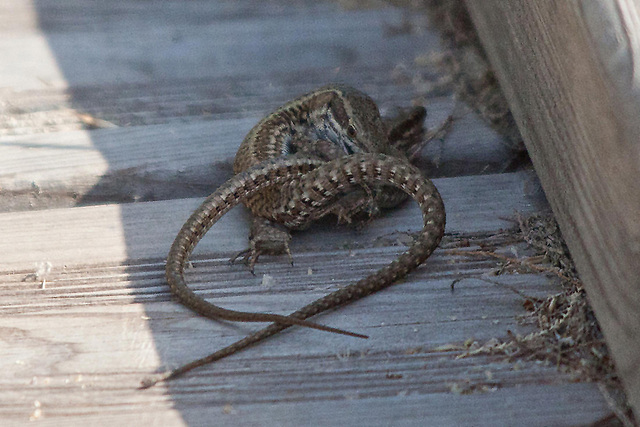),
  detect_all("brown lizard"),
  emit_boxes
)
[141,86,447,388]
[232,86,438,269]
